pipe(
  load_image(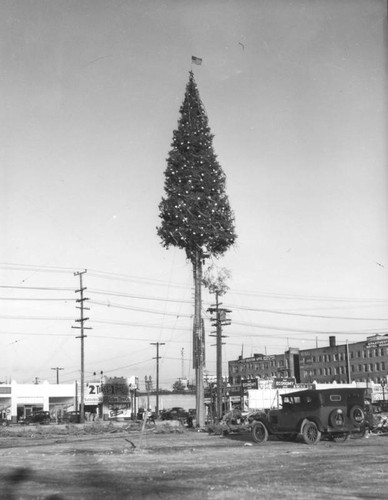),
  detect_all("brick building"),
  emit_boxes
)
[229,334,388,388]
